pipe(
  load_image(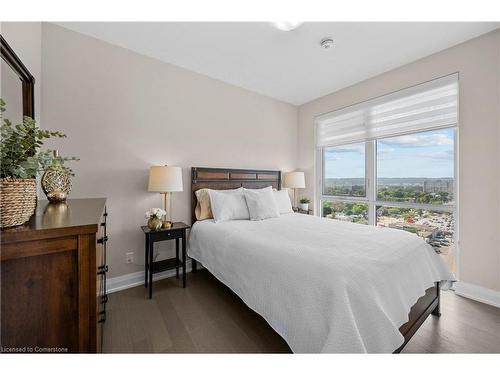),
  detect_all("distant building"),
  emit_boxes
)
[423,179,453,194]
